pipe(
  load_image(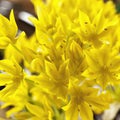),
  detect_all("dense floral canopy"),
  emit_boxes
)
[0,0,120,120]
